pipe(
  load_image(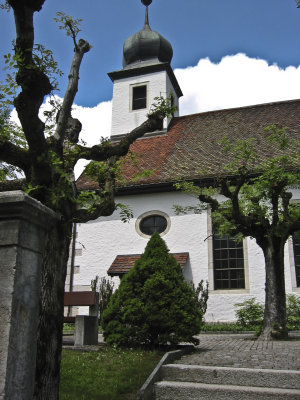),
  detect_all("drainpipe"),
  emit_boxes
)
[67,222,77,316]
